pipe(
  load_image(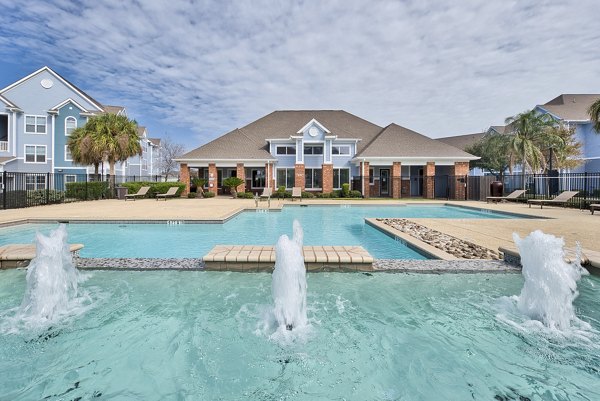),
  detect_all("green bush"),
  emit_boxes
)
[315,192,330,198]
[26,189,65,204]
[66,181,109,200]
[188,193,197,198]
[301,191,315,198]
[237,191,255,199]
[203,191,216,198]
[349,190,363,198]
[121,181,185,198]
[341,183,350,197]
[223,177,244,190]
